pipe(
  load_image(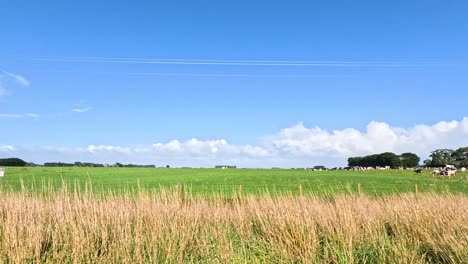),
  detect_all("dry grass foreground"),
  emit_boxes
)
[0,188,466,263]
